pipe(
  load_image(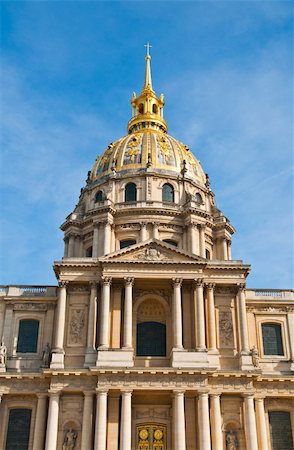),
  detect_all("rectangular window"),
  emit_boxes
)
[16,319,39,353]
[262,323,284,356]
[269,411,293,450]
[5,408,32,450]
